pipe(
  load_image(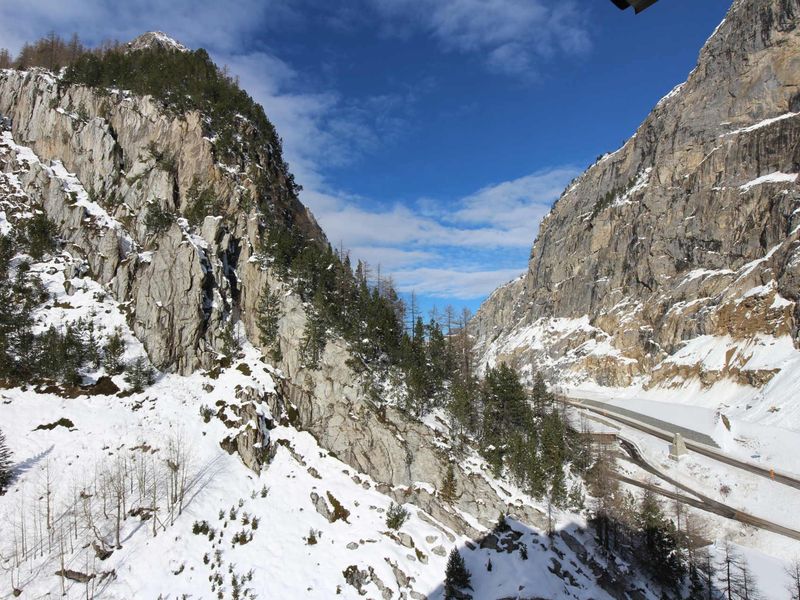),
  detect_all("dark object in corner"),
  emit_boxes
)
[611,0,659,13]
